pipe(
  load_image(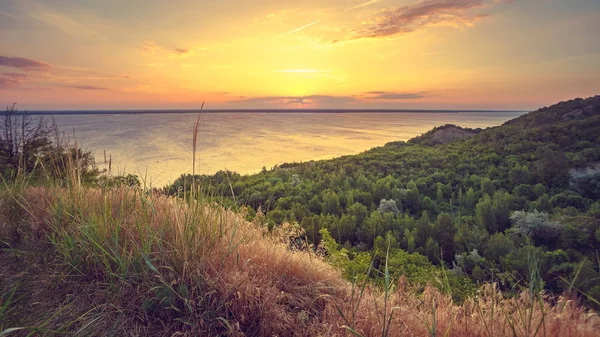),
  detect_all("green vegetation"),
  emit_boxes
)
[167,96,600,306]
[1,97,599,336]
